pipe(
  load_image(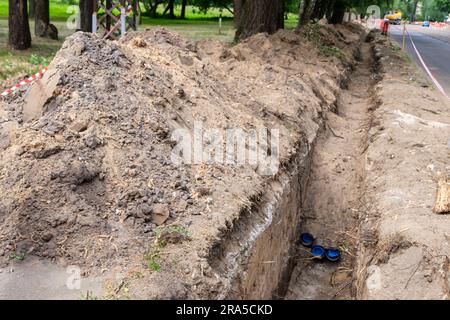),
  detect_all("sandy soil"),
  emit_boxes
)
[0,24,365,299]
[356,32,450,299]
[1,23,446,300]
